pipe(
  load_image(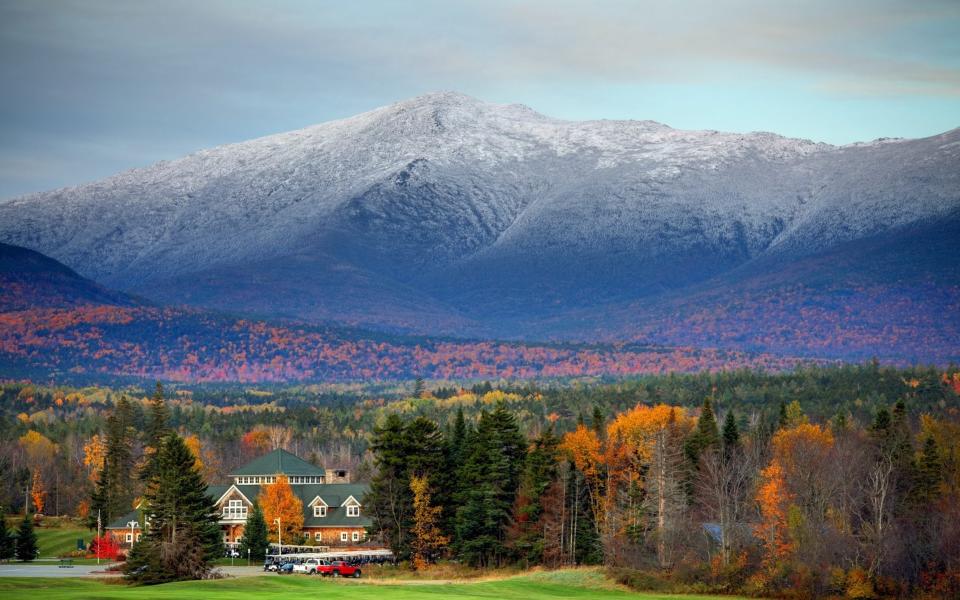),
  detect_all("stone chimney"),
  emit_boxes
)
[327,468,350,484]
